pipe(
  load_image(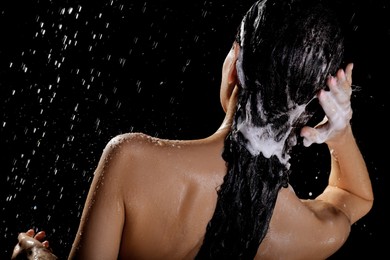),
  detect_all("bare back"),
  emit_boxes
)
[69,131,352,259]
[118,133,226,259]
